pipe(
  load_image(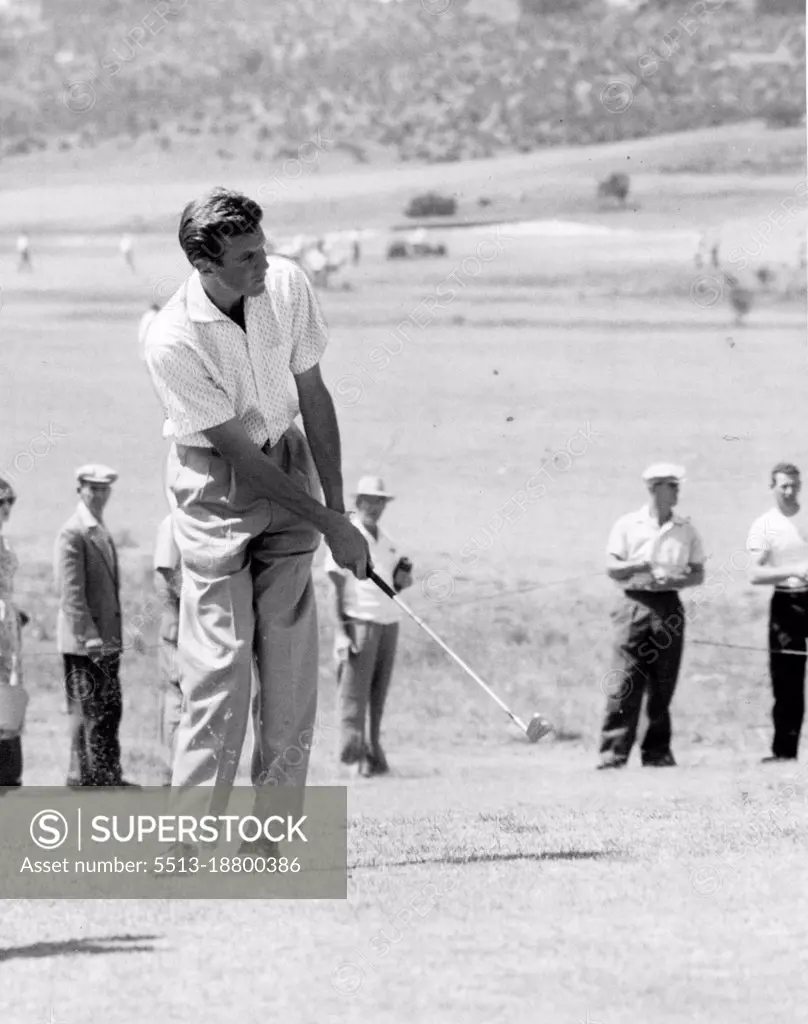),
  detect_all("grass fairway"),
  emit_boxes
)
[1,127,807,1022]
[3,754,808,1023]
